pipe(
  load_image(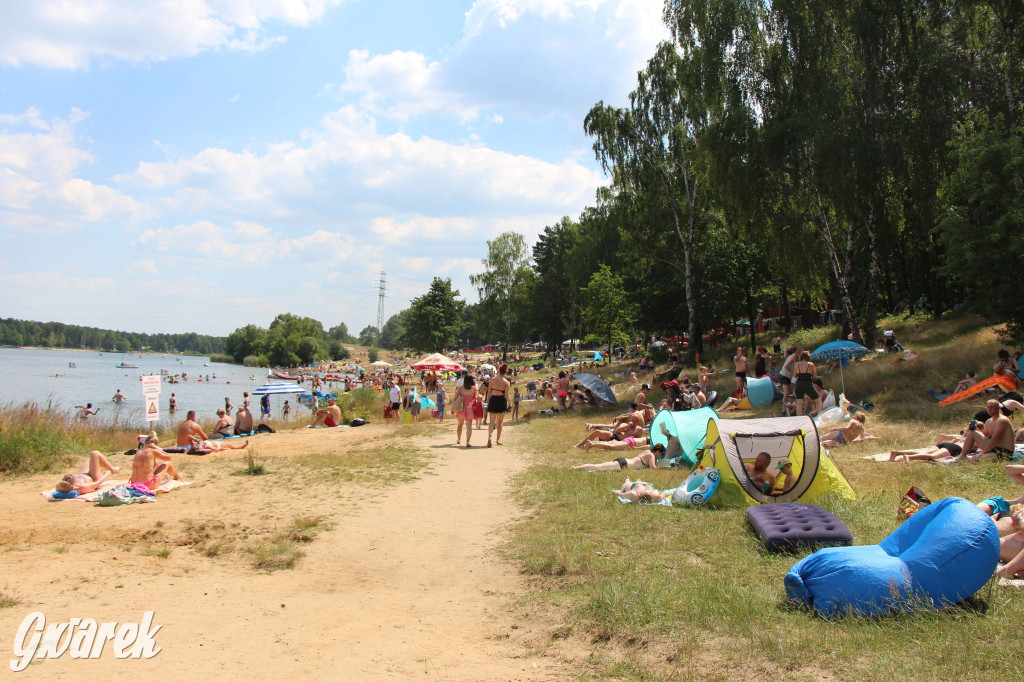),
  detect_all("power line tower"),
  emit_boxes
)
[376,271,387,335]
